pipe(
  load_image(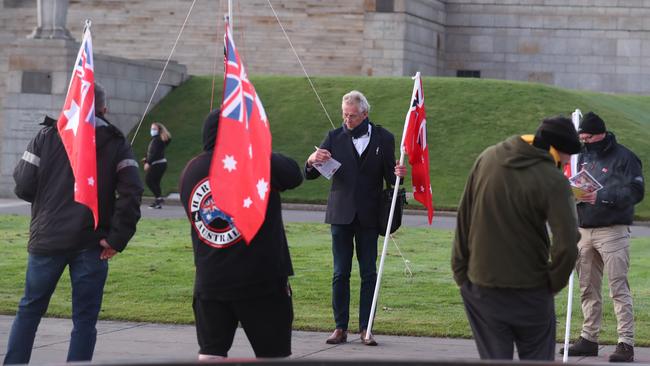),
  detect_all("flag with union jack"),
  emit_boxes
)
[57,25,98,228]
[403,72,434,224]
[209,19,272,243]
